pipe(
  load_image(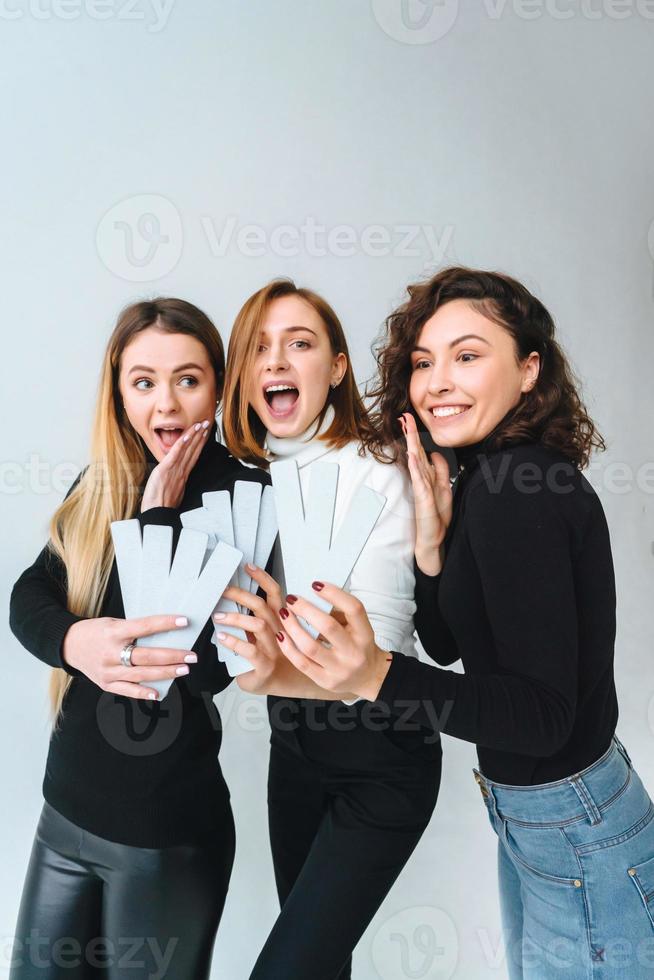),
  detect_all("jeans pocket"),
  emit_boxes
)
[501,818,581,885]
[628,854,654,929]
